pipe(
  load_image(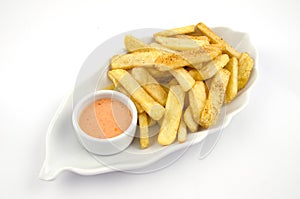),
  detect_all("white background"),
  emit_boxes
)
[1,0,300,198]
